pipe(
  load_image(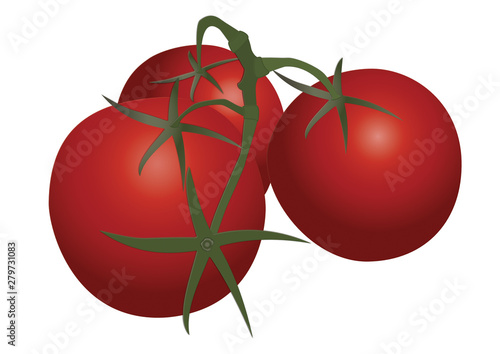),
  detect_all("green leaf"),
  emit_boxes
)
[101,231,198,253]
[261,57,339,98]
[185,169,212,238]
[103,96,168,129]
[138,130,173,175]
[187,51,199,70]
[333,58,343,95]
[202,70,224,93]
[190,75,201,101]
[181,123,241,148]
[183,251,210,334]
[337,101,348,151]
[217,230,308,246]
[203,58,238,70]
[274,71,330,100]
[173,132,187,188]
[304,99,341,138]
[210,247,253,337]
[344,96,400,119]
[152,72,195,84]
[168,80,180,120]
